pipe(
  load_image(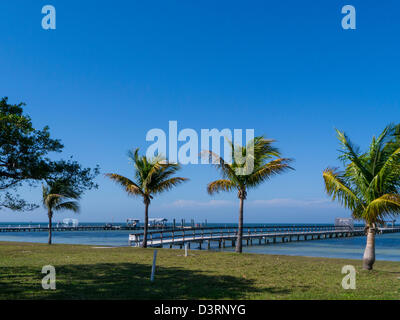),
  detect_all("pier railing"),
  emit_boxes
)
[128,225,365,246]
